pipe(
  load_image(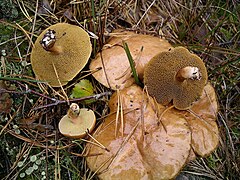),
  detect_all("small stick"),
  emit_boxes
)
[0,82,56,101]
[33,92,112,110]
[16,81,56,101]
